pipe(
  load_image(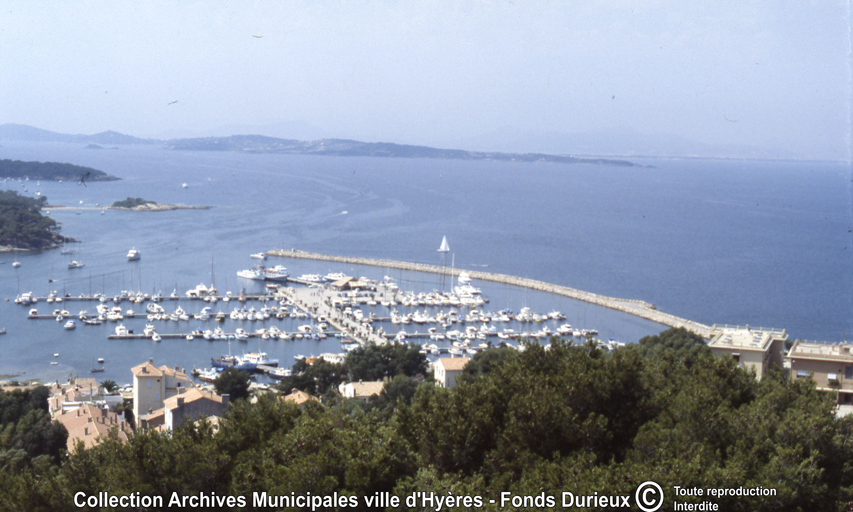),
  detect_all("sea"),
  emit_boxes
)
[0,141,851,385]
